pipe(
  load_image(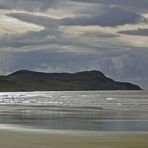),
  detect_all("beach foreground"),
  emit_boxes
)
[0,130,148,148]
